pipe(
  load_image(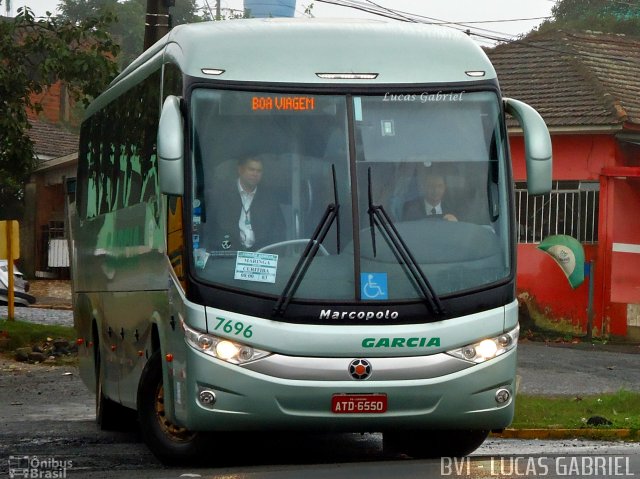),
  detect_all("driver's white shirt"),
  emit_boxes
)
[424,200,442,215]
[238,179,256,249]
